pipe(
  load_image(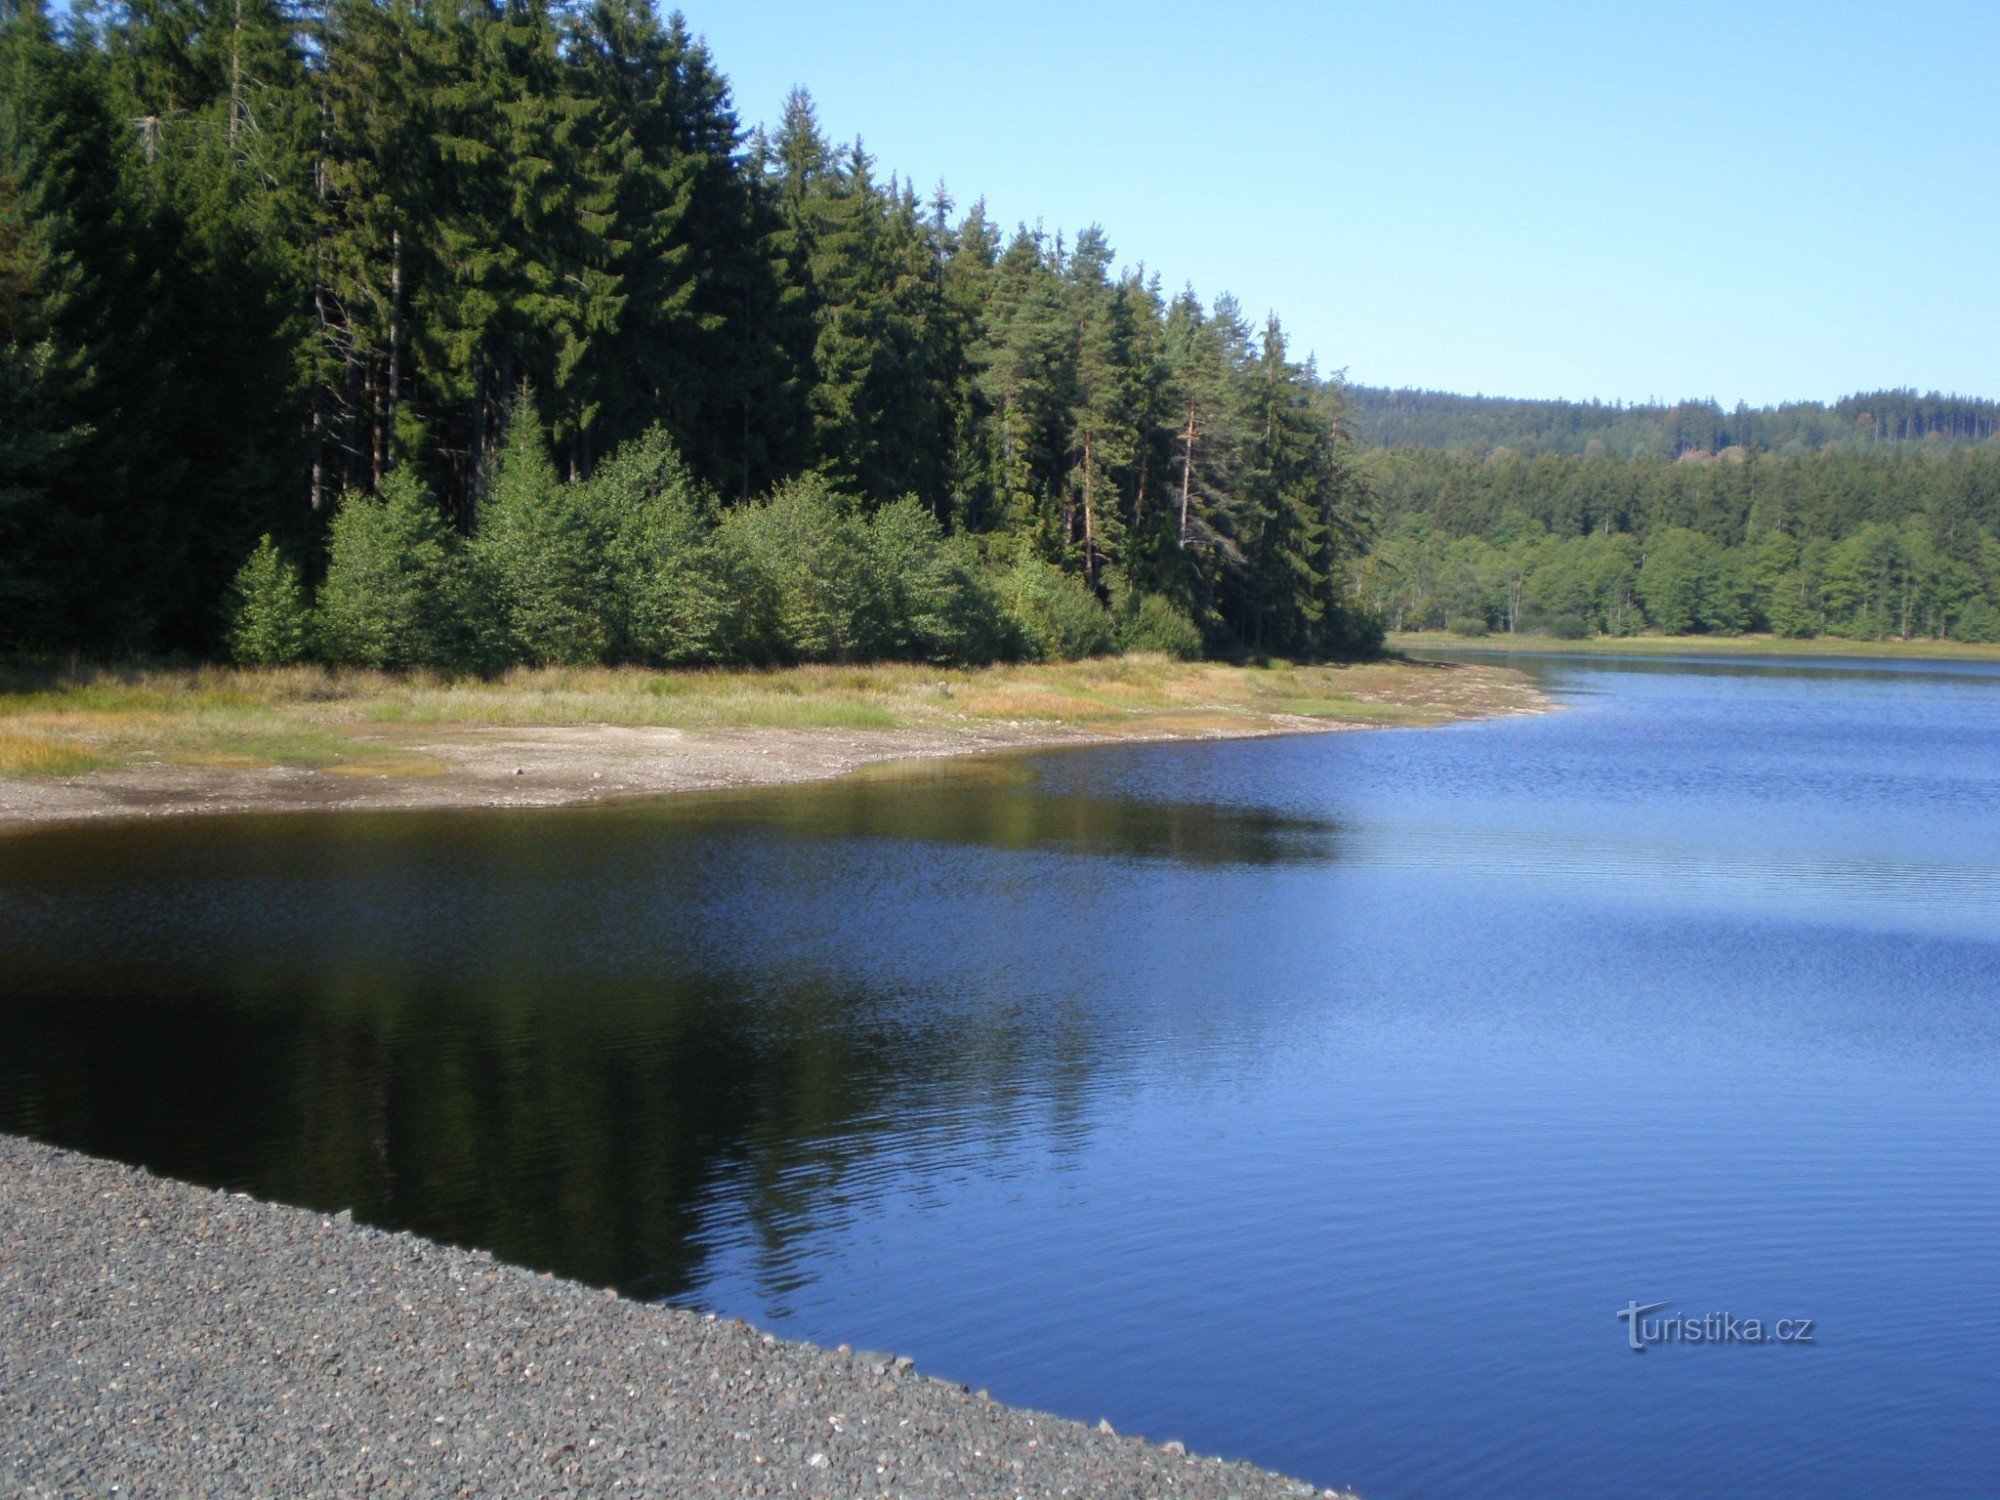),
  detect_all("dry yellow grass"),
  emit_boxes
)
[0,654,1540,786]
[0,729,107,777]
